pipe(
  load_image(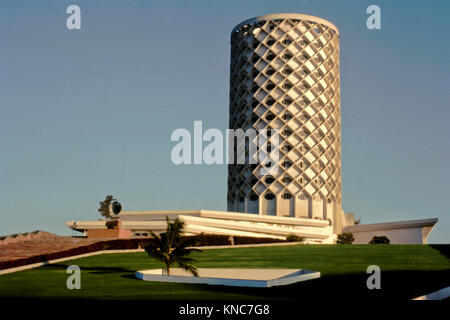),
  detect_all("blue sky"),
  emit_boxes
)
[0,0,449,243]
